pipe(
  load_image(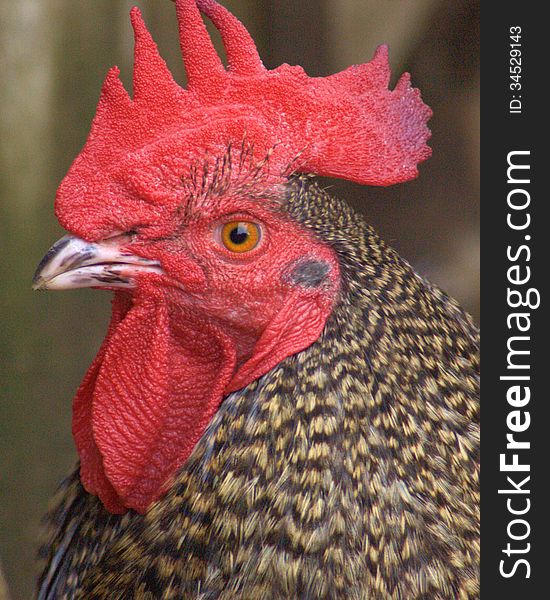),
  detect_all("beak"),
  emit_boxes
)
[32,234,163,291]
